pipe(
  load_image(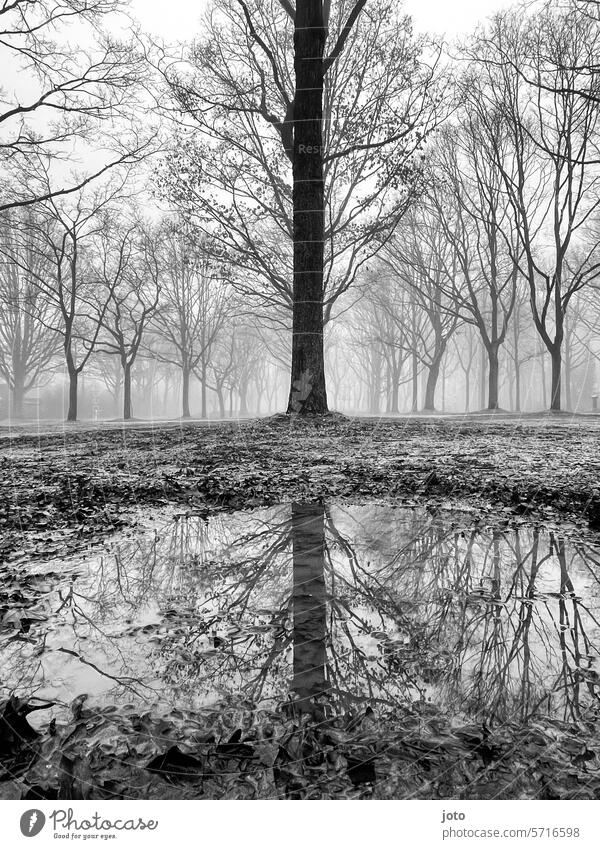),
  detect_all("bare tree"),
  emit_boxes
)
[94,219,161,420]
[469,4,600,410]
[381,209,459,412]
[157,0,441,414]
[4,179,130,420]
[428,123,519,410]
[151,221,234,419]
[0,212,59,417]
